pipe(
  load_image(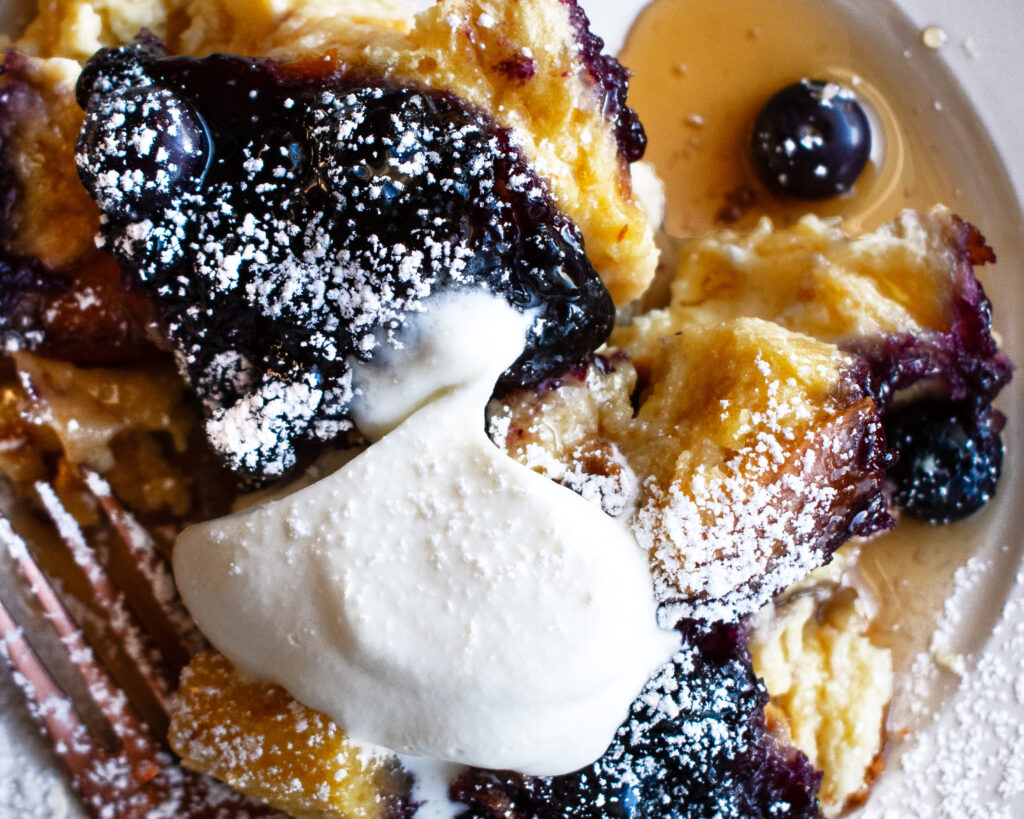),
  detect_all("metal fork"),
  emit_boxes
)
[0,466,282,818]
